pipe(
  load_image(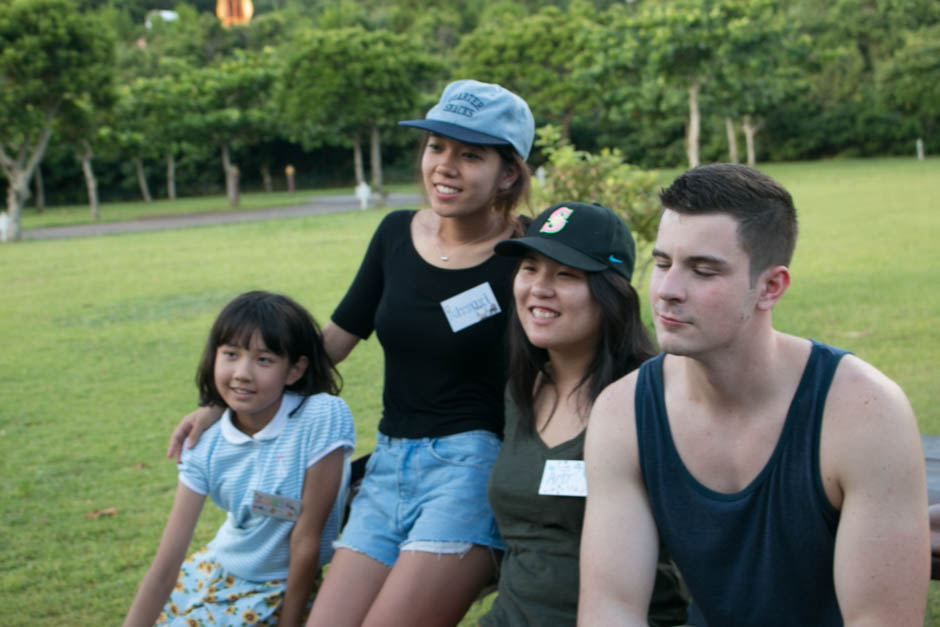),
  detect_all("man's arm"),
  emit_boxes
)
[579,373,660,626]
[825,356,929,626]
